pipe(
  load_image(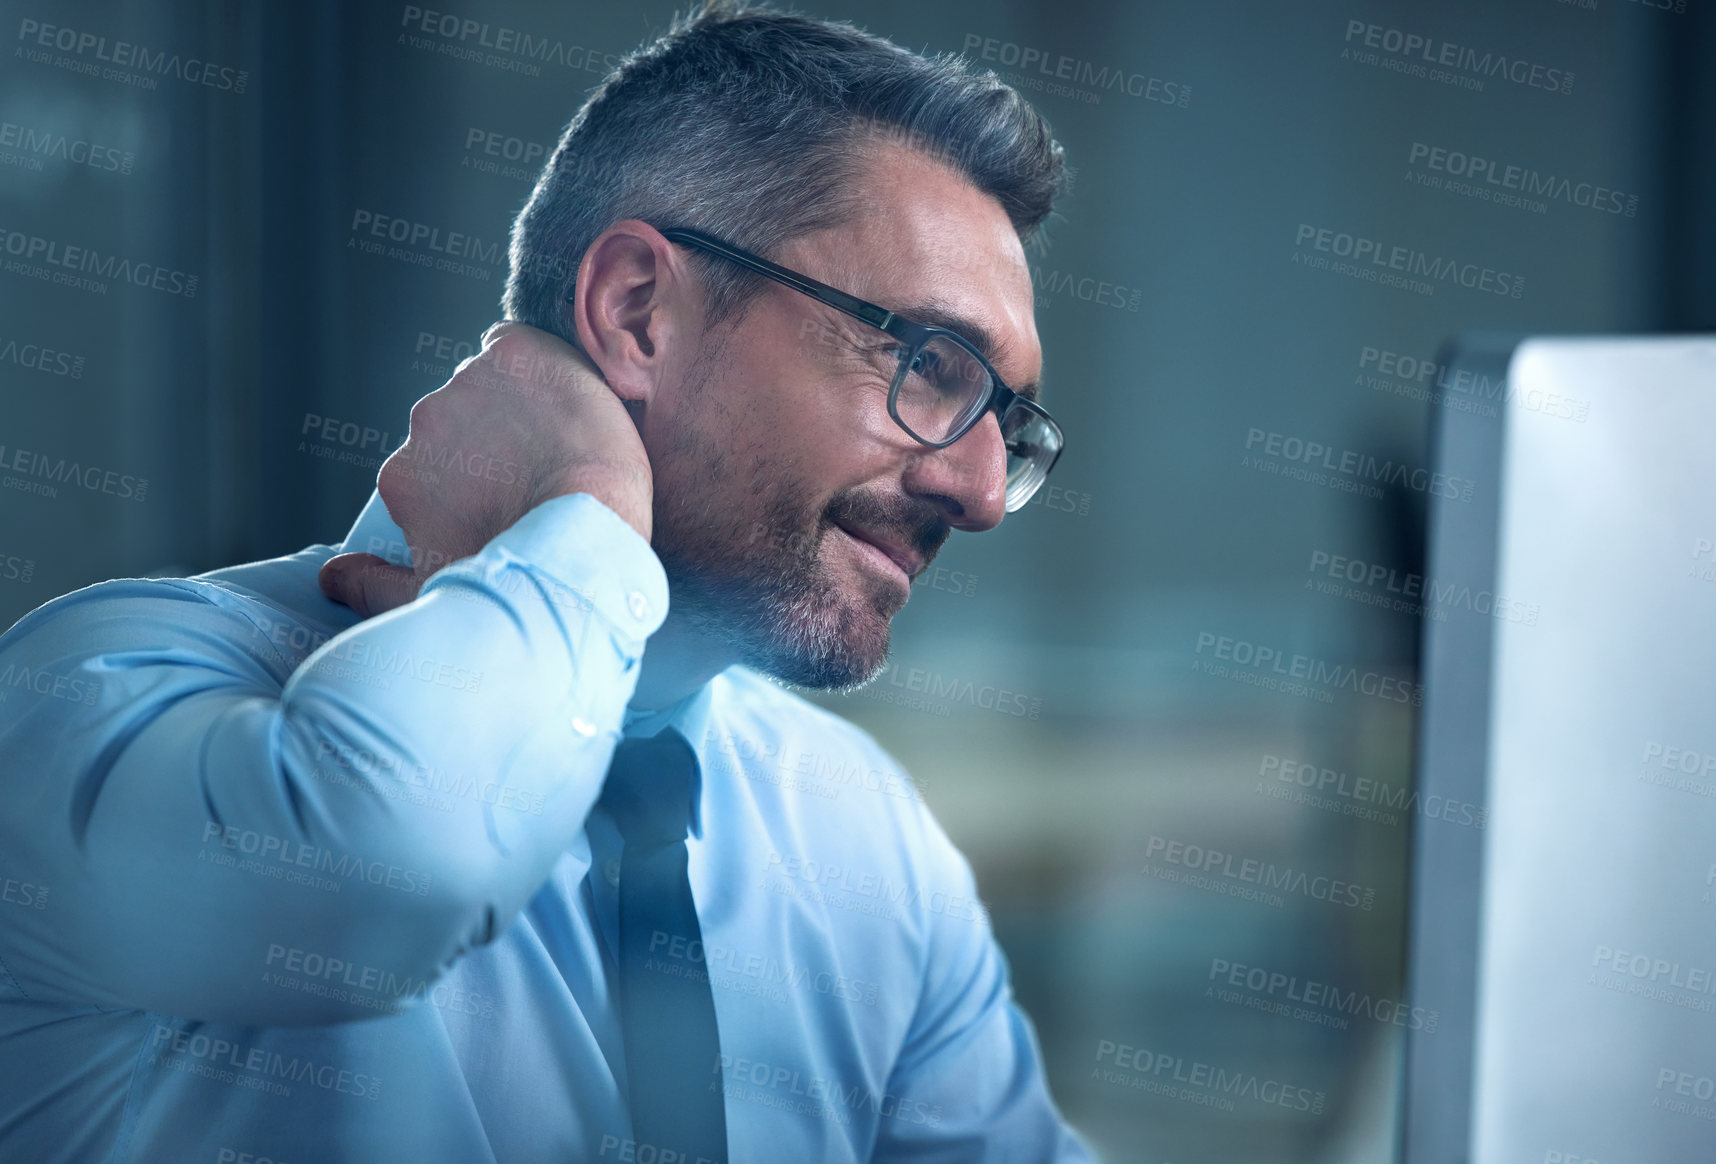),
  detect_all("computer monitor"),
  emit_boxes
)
[1402,335,1716,1164]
